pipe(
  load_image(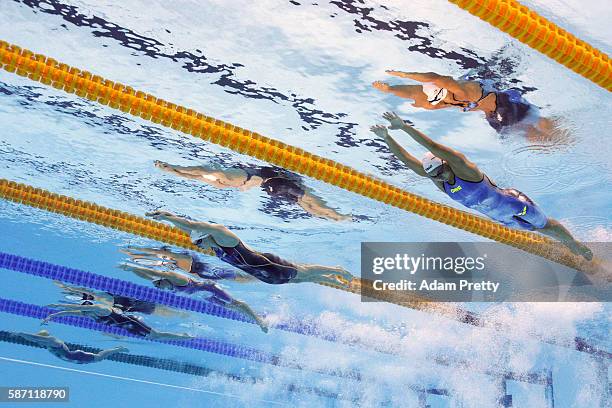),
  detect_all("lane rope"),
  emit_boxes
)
[0,40,589,273]
[447,0,611,91]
